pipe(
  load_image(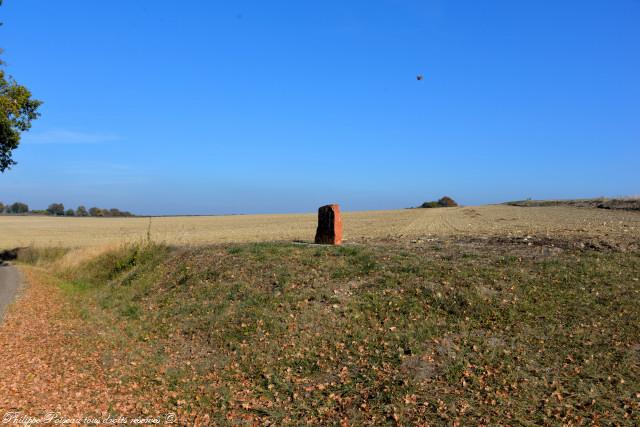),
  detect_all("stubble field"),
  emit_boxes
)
[1,204,639,250]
